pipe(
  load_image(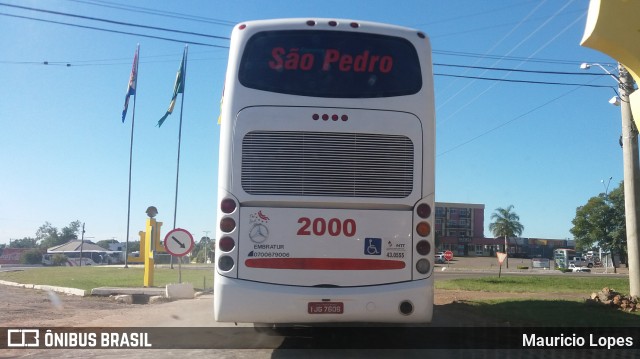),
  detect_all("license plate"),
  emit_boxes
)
[308,302,344,314]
